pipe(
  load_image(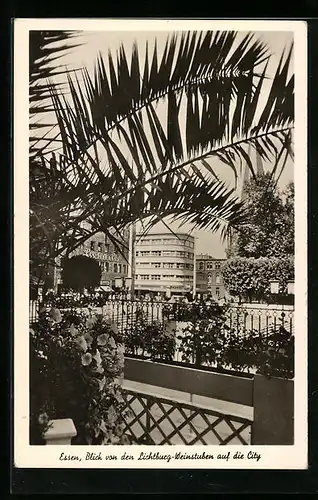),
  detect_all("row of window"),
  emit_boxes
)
[136,274,193,281]
[138,237,194,248]
[88,240,109,252]
[198,261,221,270]
[136,250,194,258]
[100,262,127,274]
[136,262,194,270]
